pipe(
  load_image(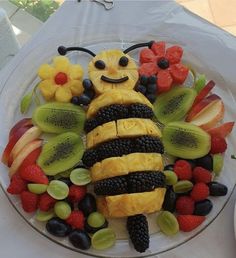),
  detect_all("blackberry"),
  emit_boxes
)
[127,214,149,253]
[84,118,98,133]
[134,135,164,154]
[82,149,98,167]
[128,171,165,193]
[128,103,154,118]
[94,176,128,196]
